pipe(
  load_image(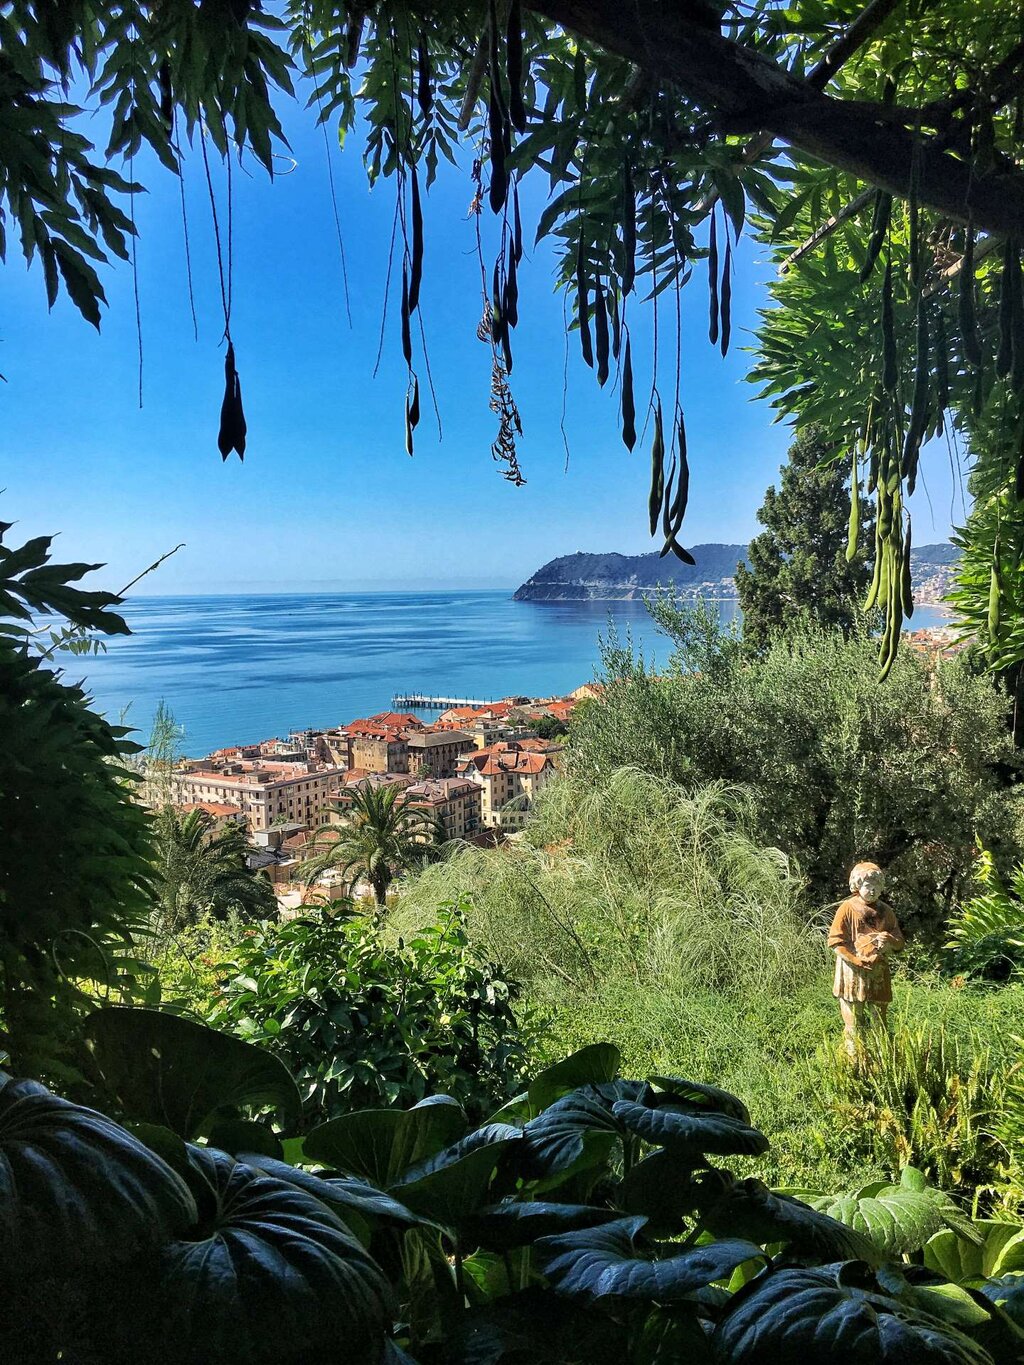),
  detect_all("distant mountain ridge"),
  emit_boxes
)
[513,543,958,602]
